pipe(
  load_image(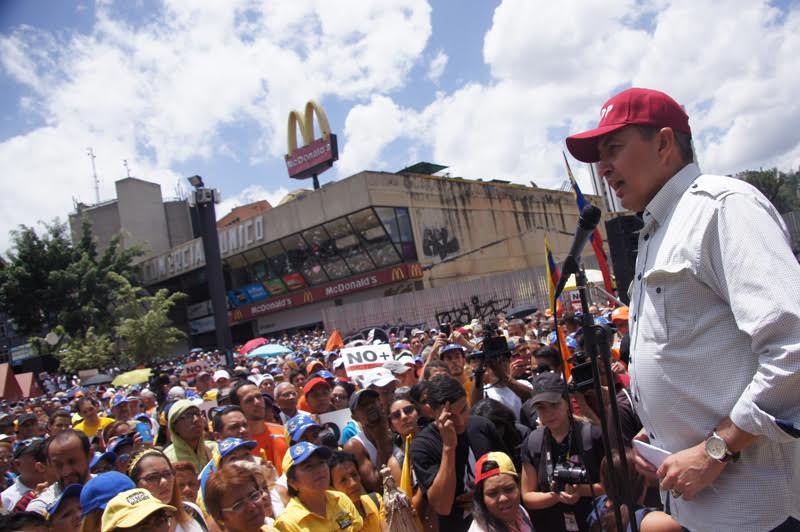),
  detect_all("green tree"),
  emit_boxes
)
[110,272,187,366]
[739,167,800,214]
[0,219,142,338]
[57,326,115,373]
